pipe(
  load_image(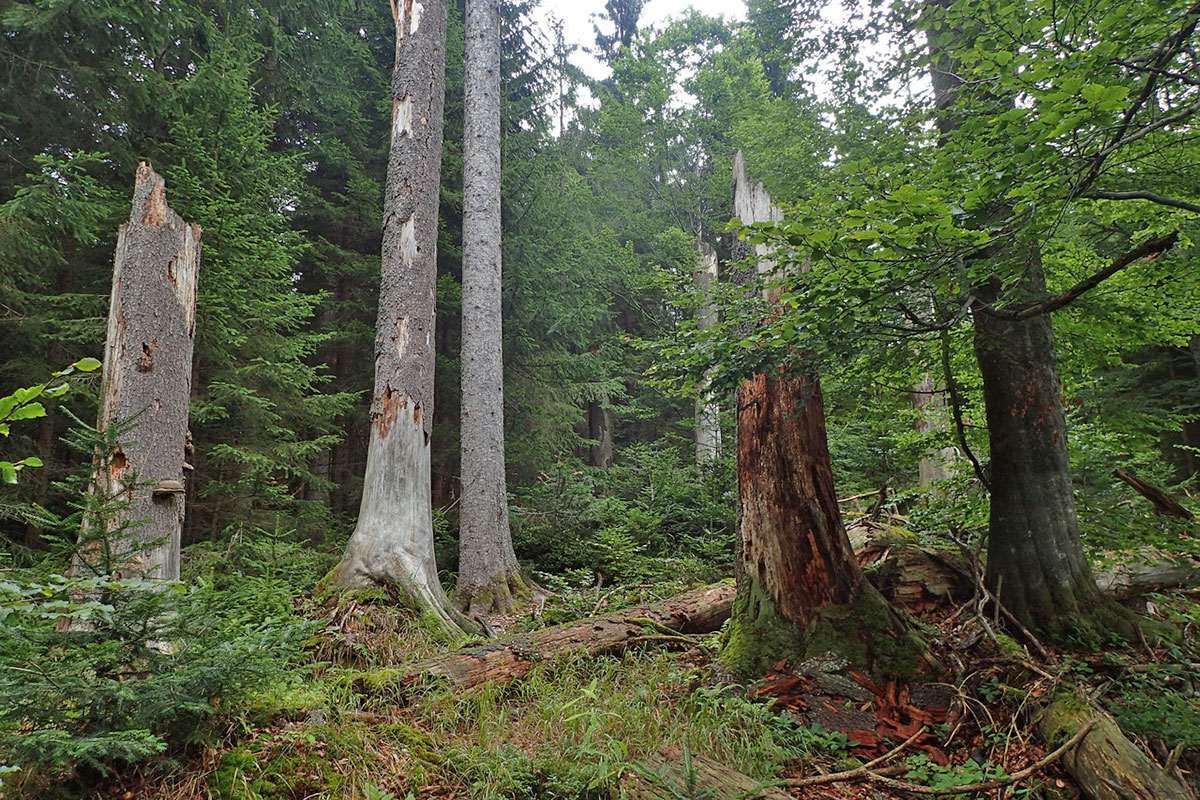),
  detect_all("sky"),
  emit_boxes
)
[531,0,748,80]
